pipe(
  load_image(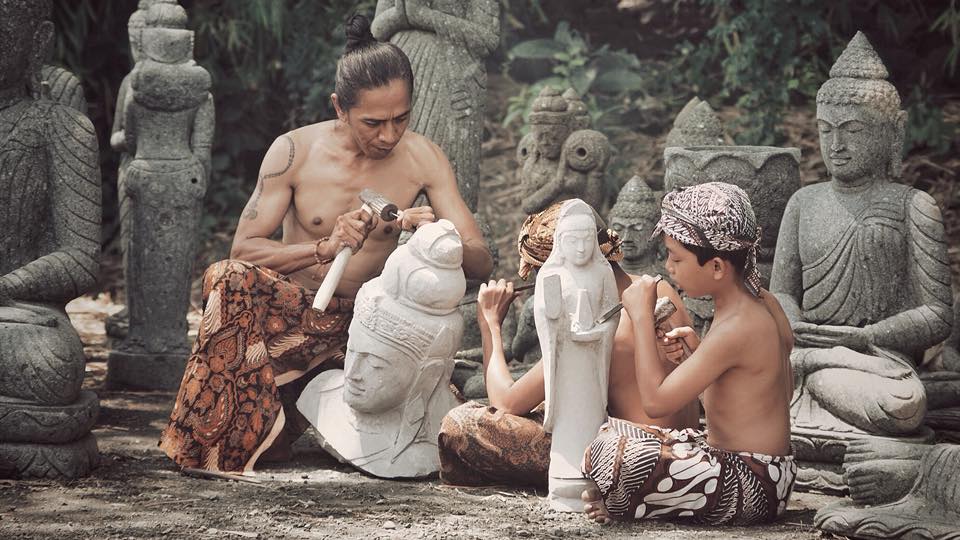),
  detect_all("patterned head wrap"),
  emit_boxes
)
[651,182,763,296]
[517,200,623,280]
